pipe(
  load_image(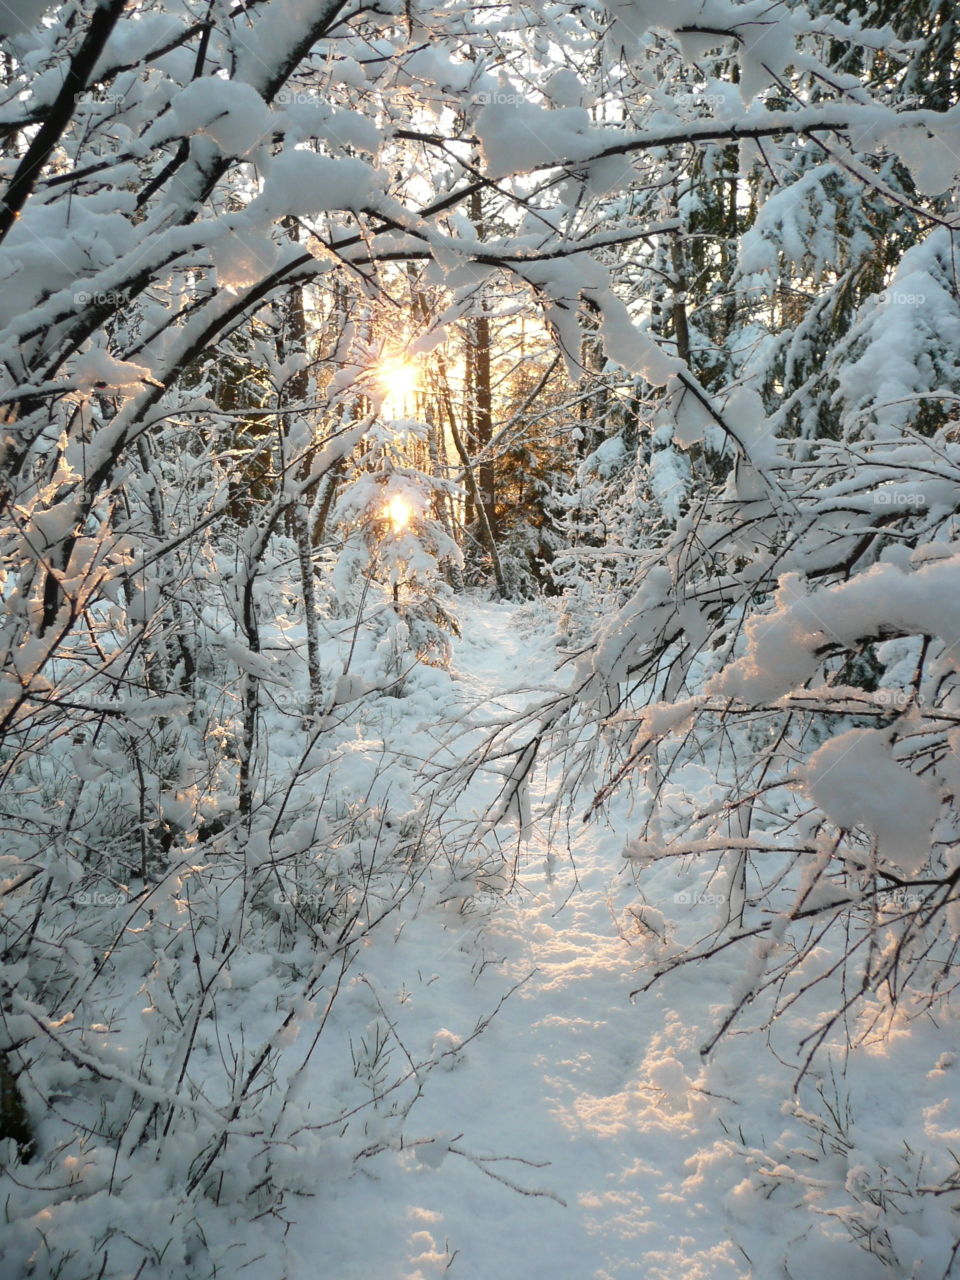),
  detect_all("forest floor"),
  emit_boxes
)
[277,602,756,1279]
[263,600,956,1280]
